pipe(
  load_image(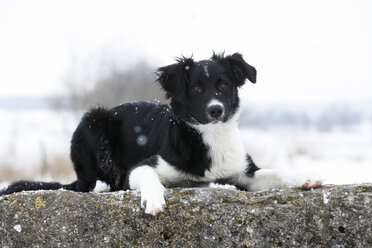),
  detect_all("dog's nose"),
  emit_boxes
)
[207,105,224,119]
